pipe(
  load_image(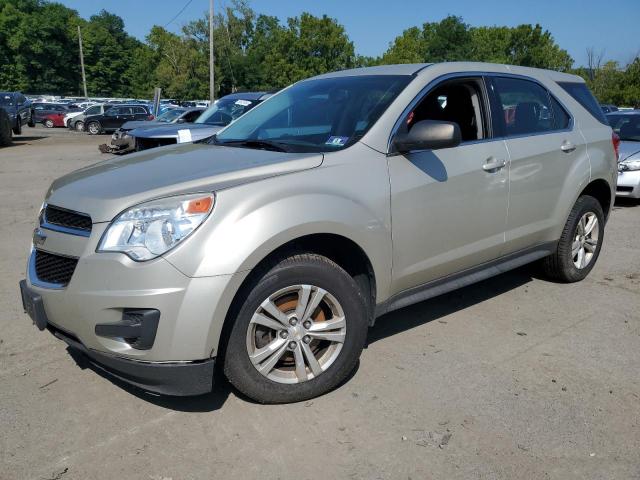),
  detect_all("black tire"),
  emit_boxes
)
[542,195,605,282]
[87,121,101,135]
[75,121,85,132]
[0,109,12,146]
[223,253,369,404]
[44,119,54,128]
[12,117,22,135]
[28,116,35,128]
